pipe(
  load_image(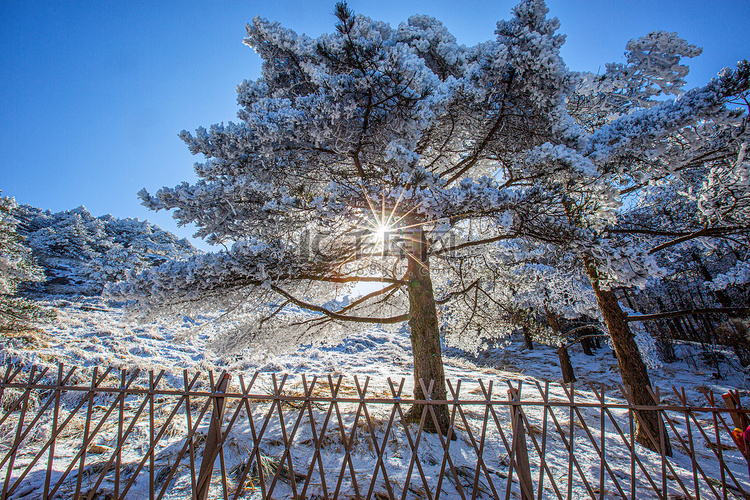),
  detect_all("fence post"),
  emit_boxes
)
[196,371,231,500]
[723,392,750,459]
[722,390,750,488]
[508,385,533,500]
[722,392,749,430]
